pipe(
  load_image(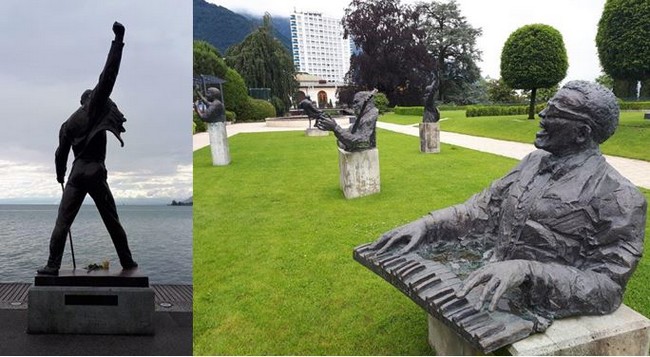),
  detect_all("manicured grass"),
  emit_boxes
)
[380,111,650,161]
[193,129,650,355]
